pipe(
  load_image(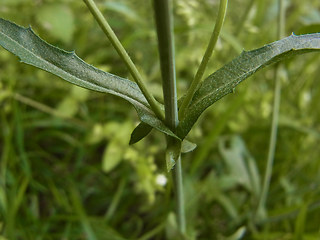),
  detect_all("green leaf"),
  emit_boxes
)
[181,139,197,153]
[177,33,320,138]
[0,18,177,139]
[218,135,261,198]
[166,142,181,172]
[129,122,152,145]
